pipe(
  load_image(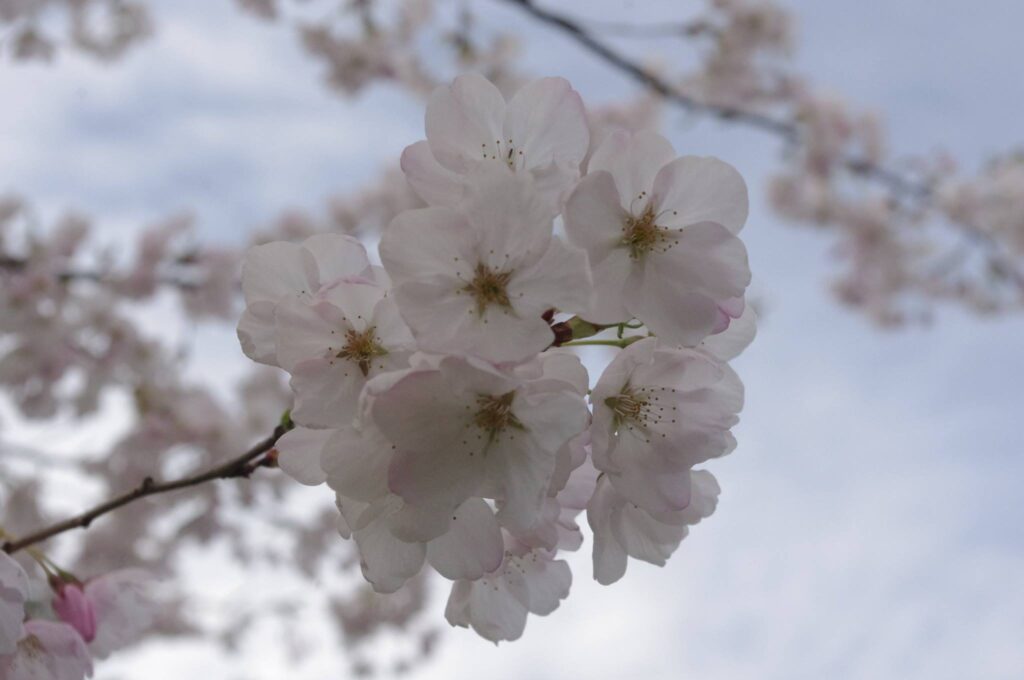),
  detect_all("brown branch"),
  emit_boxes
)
[2,424,290,555]
[501,0,1024,290]
[501,0,934,198]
